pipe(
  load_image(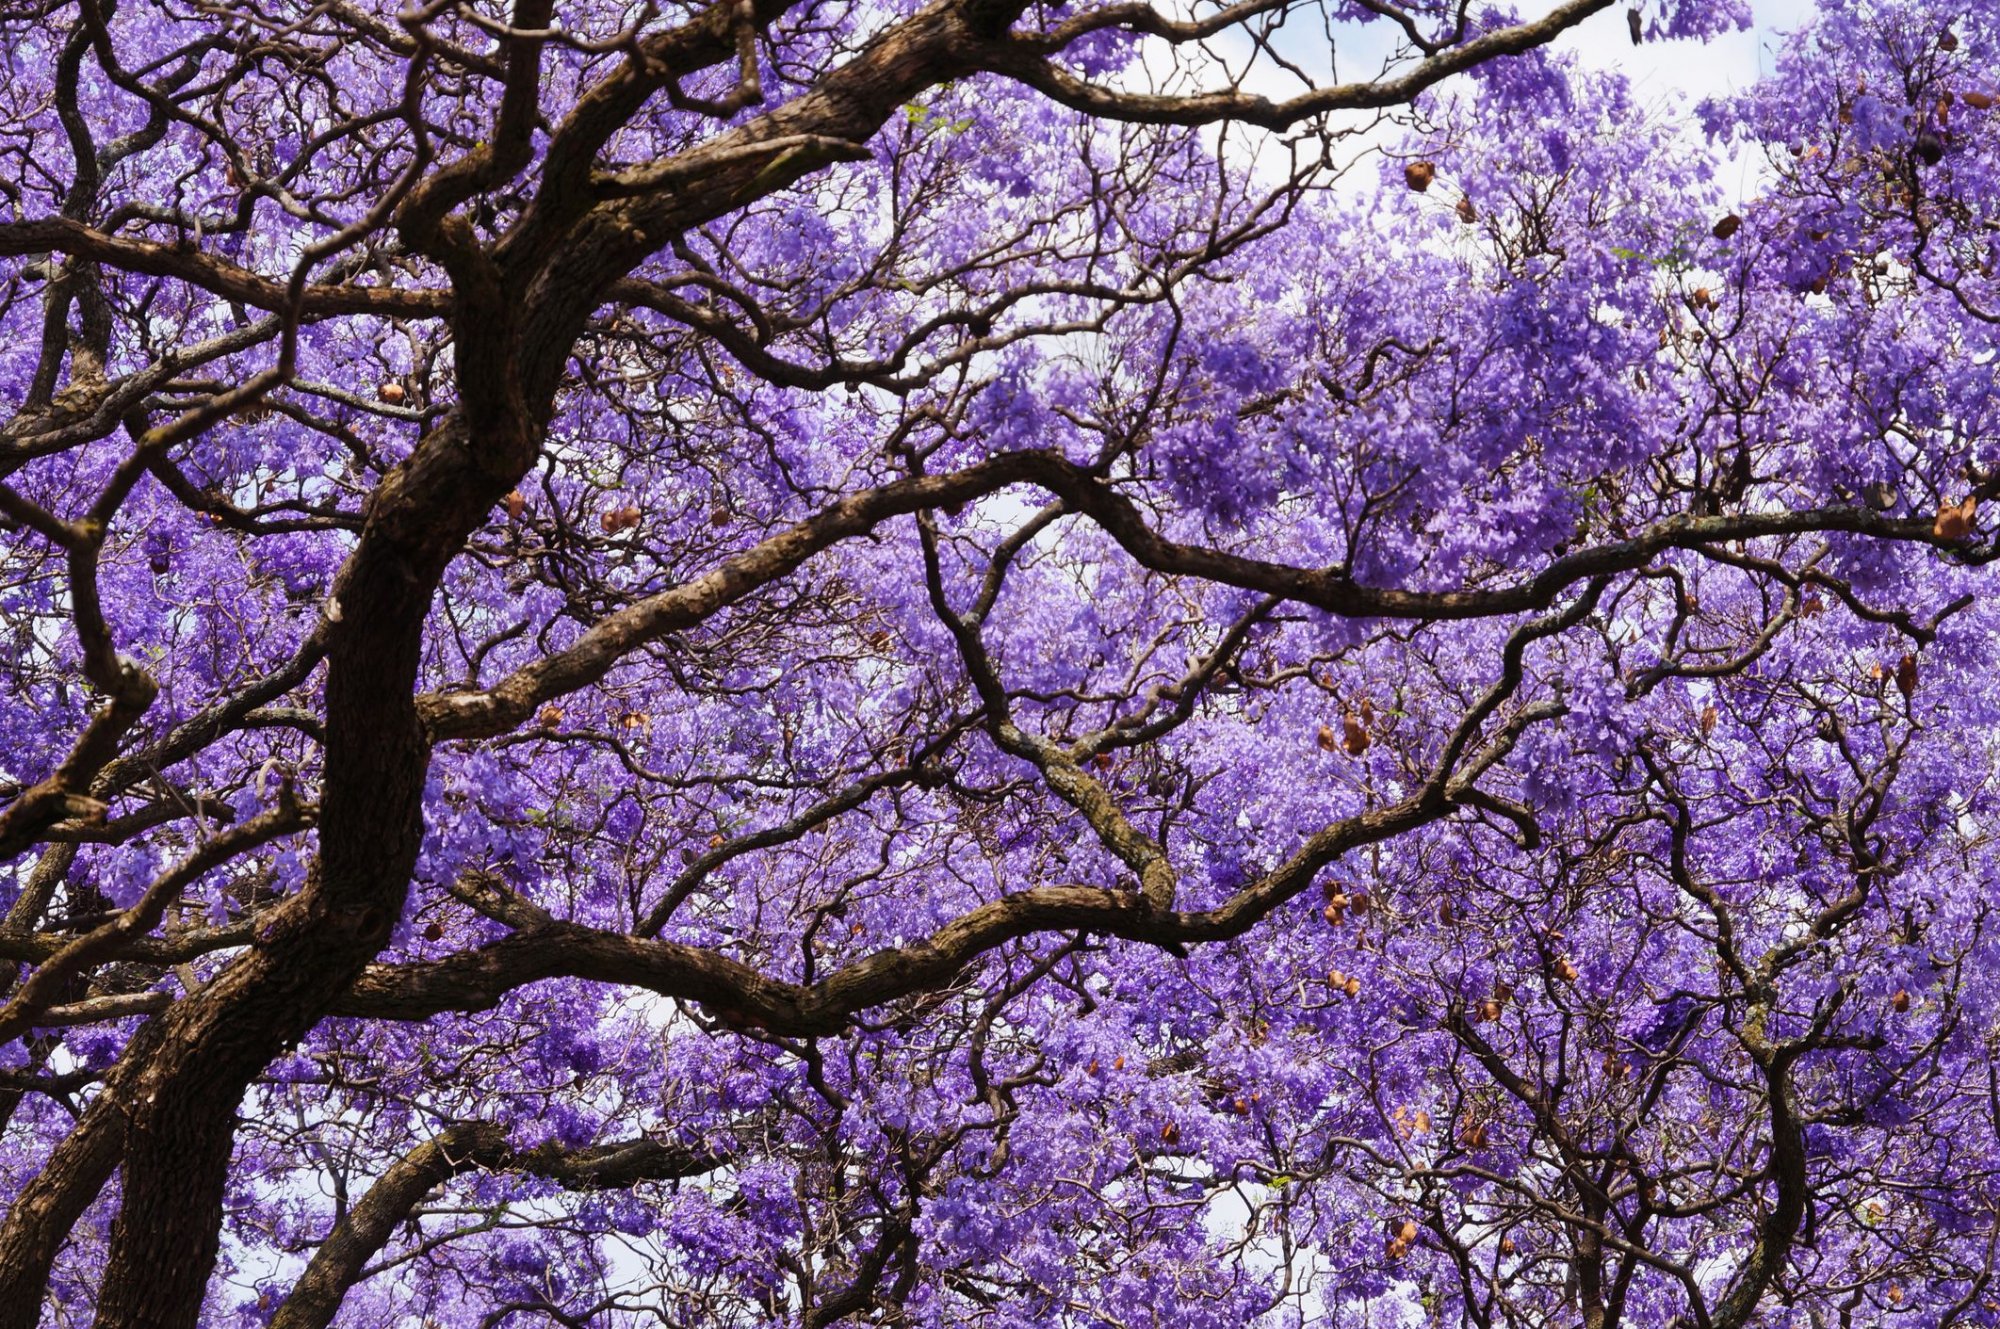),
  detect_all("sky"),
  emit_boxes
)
[1559,0,1821,101]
